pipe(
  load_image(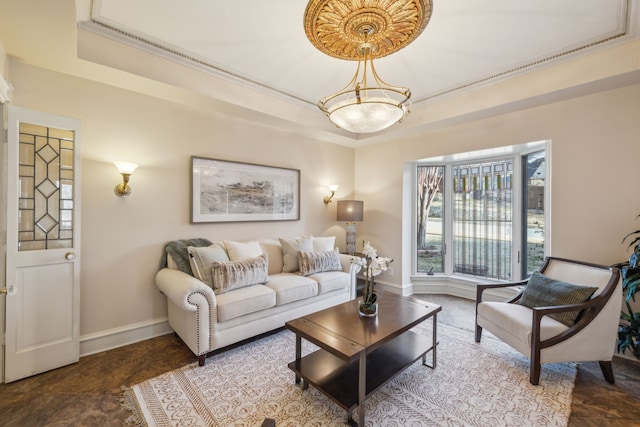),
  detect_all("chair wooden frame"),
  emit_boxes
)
[475,256,620,385]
